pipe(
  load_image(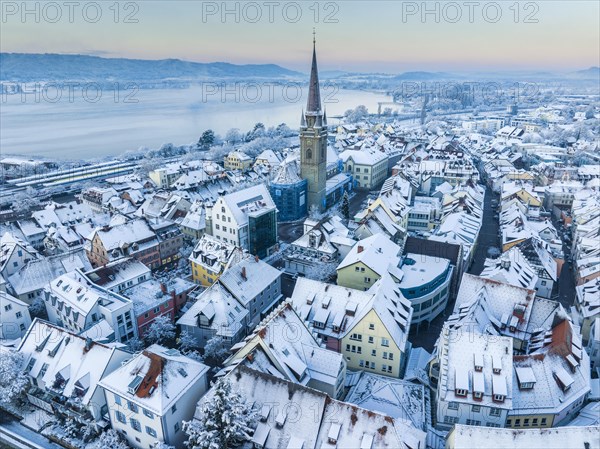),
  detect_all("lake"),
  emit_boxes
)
[0,84,391,160]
